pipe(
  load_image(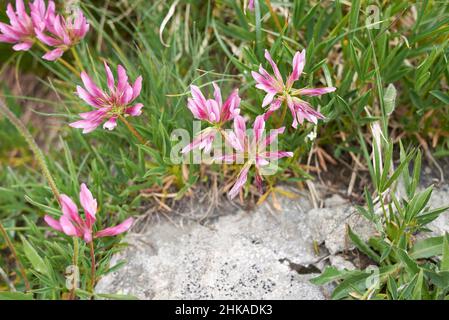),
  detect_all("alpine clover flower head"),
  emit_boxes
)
[44,183,133,243]
[0,0,54,51]
[219,115,293,199]
[70,62,143,134]
[182,83,241,154]
[35,6,89,61]
[252,49,336,128]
